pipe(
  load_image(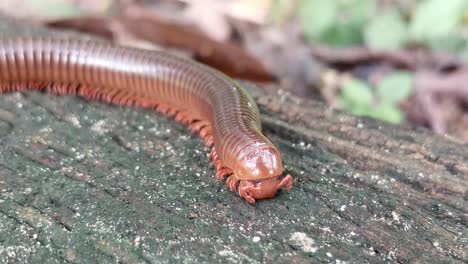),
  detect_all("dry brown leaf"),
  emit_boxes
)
[47,13,276,82]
